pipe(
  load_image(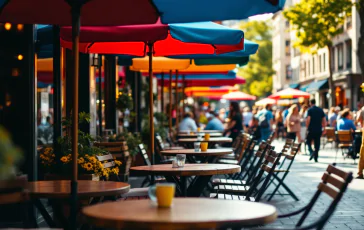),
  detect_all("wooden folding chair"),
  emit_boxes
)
[262,164,353,230]
[335,130,353,162]
[324,127,336,149]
